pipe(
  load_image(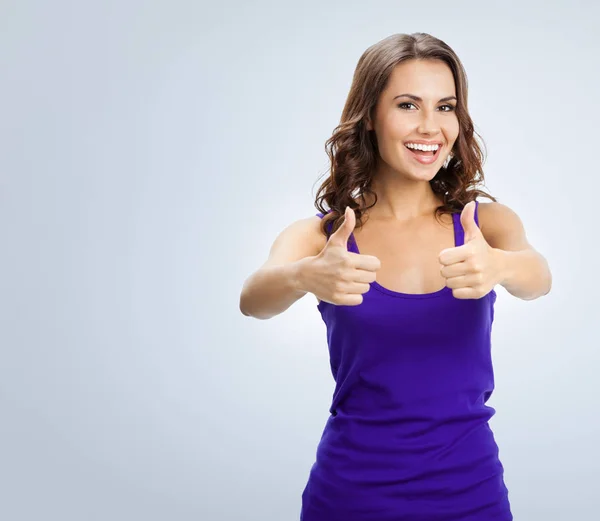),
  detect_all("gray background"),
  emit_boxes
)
[1,0,598,520]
